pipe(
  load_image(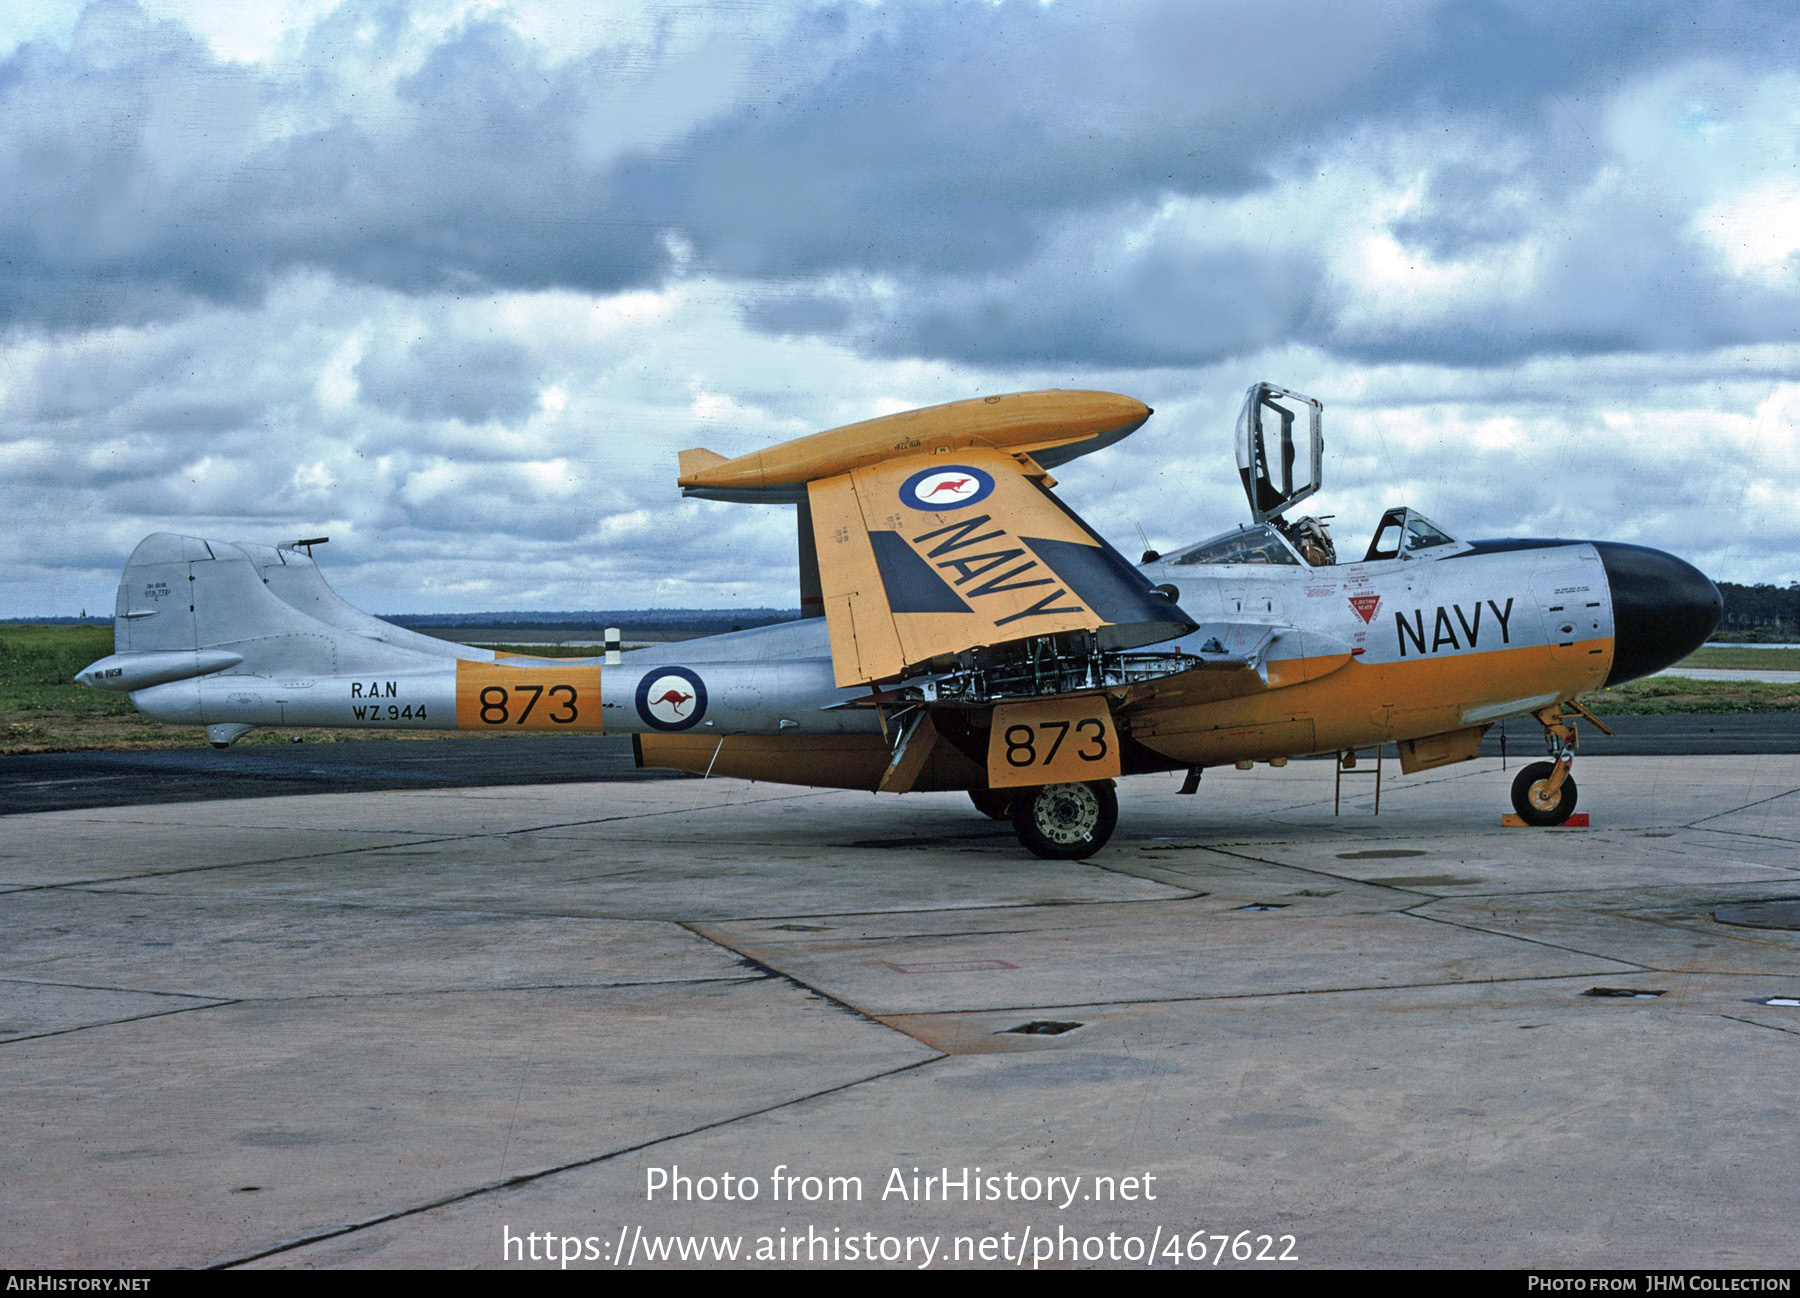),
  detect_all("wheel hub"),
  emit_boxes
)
[1034,784,1099,845]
